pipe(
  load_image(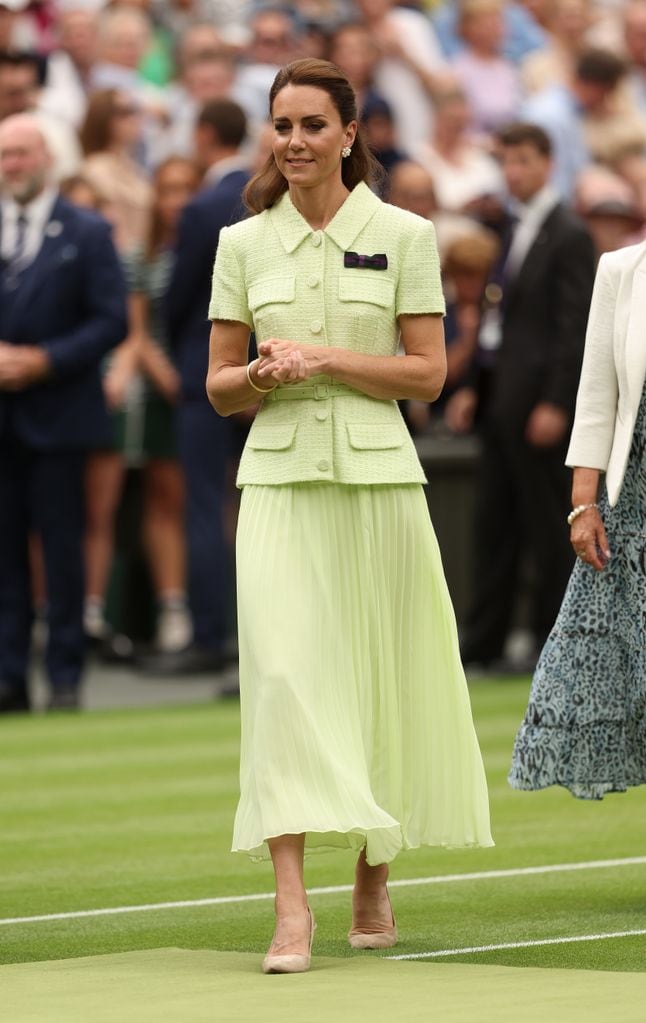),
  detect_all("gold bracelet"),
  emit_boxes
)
[246,359,275,394]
